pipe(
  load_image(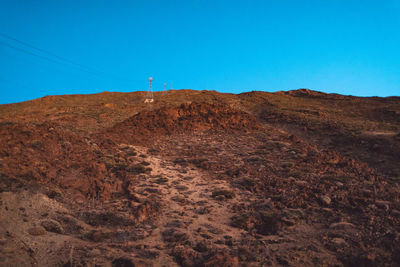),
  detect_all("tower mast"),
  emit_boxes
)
[144,77,154,103]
